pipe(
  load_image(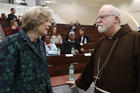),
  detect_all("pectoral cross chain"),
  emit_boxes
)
[94,75,100,80]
